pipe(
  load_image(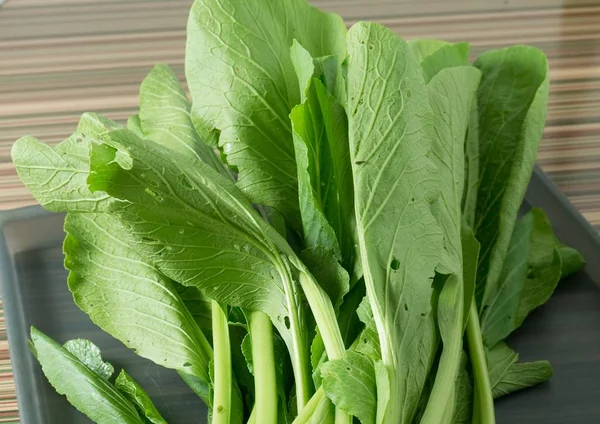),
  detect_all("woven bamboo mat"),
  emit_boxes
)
[1,0,600,421]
